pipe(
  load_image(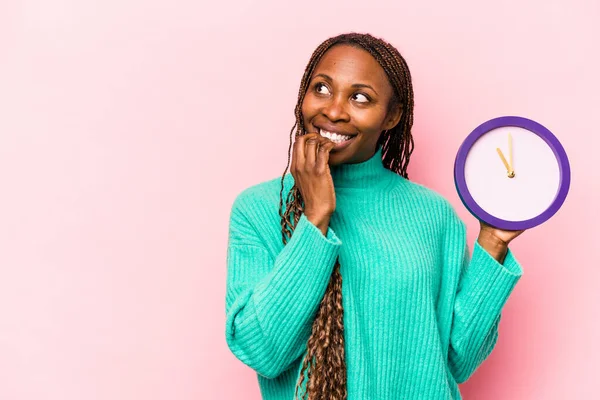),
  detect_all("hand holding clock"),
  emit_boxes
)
[477,220,525,264]
[455,116,571,263]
